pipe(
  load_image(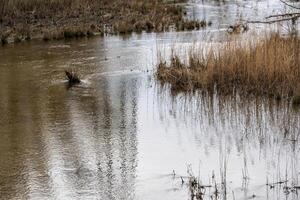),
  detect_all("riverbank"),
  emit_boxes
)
[0,0,208,45]
[156,32,300,103]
